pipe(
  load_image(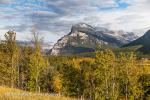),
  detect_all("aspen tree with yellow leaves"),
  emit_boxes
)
[4,31,20,88]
